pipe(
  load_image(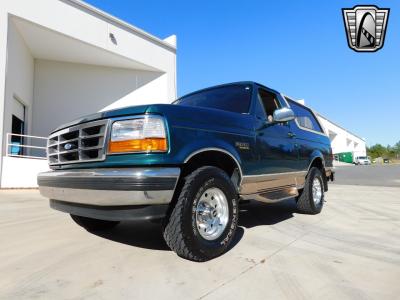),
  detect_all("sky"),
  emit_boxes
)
[85,0,399,146]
